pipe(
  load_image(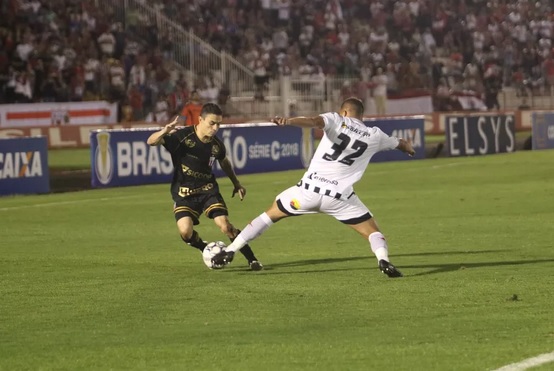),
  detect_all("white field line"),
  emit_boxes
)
[492,351,554,371]
[0,194,145,211]
[430,161,471,169]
